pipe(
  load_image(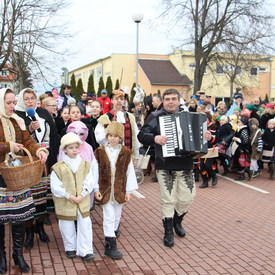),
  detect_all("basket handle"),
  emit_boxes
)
[19,146,34,163]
